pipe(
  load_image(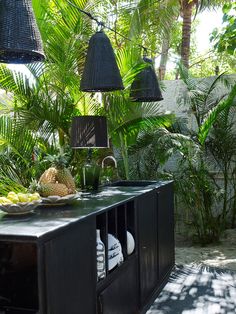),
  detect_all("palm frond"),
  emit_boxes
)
[0,64,38,105]
[199,83,236,144]
[0,116,36,161]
